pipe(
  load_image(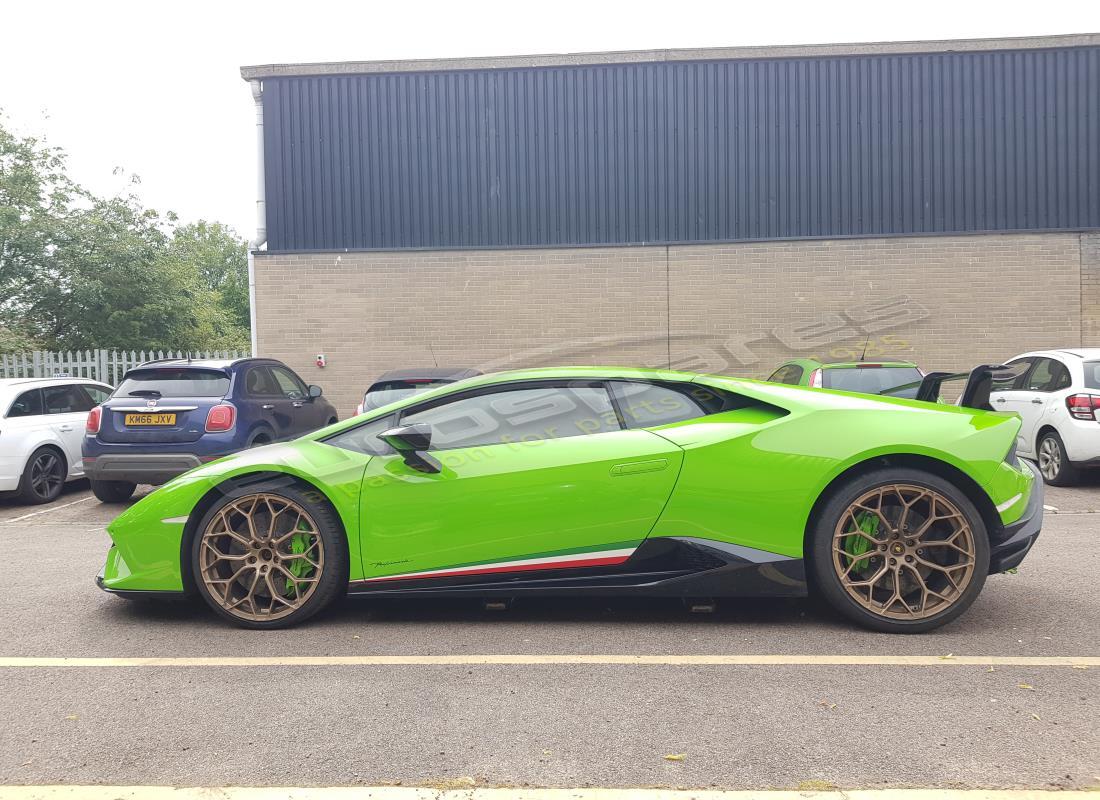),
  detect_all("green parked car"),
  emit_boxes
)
[767,358,925,398]
[97,366,1041,633]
